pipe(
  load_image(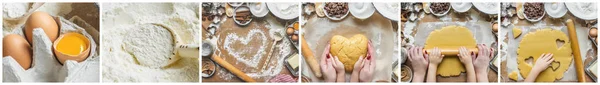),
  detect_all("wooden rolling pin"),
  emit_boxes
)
[565,19,586,82]
[424,47,478,56]
[300,35,322,78]
[211,55,256,82]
